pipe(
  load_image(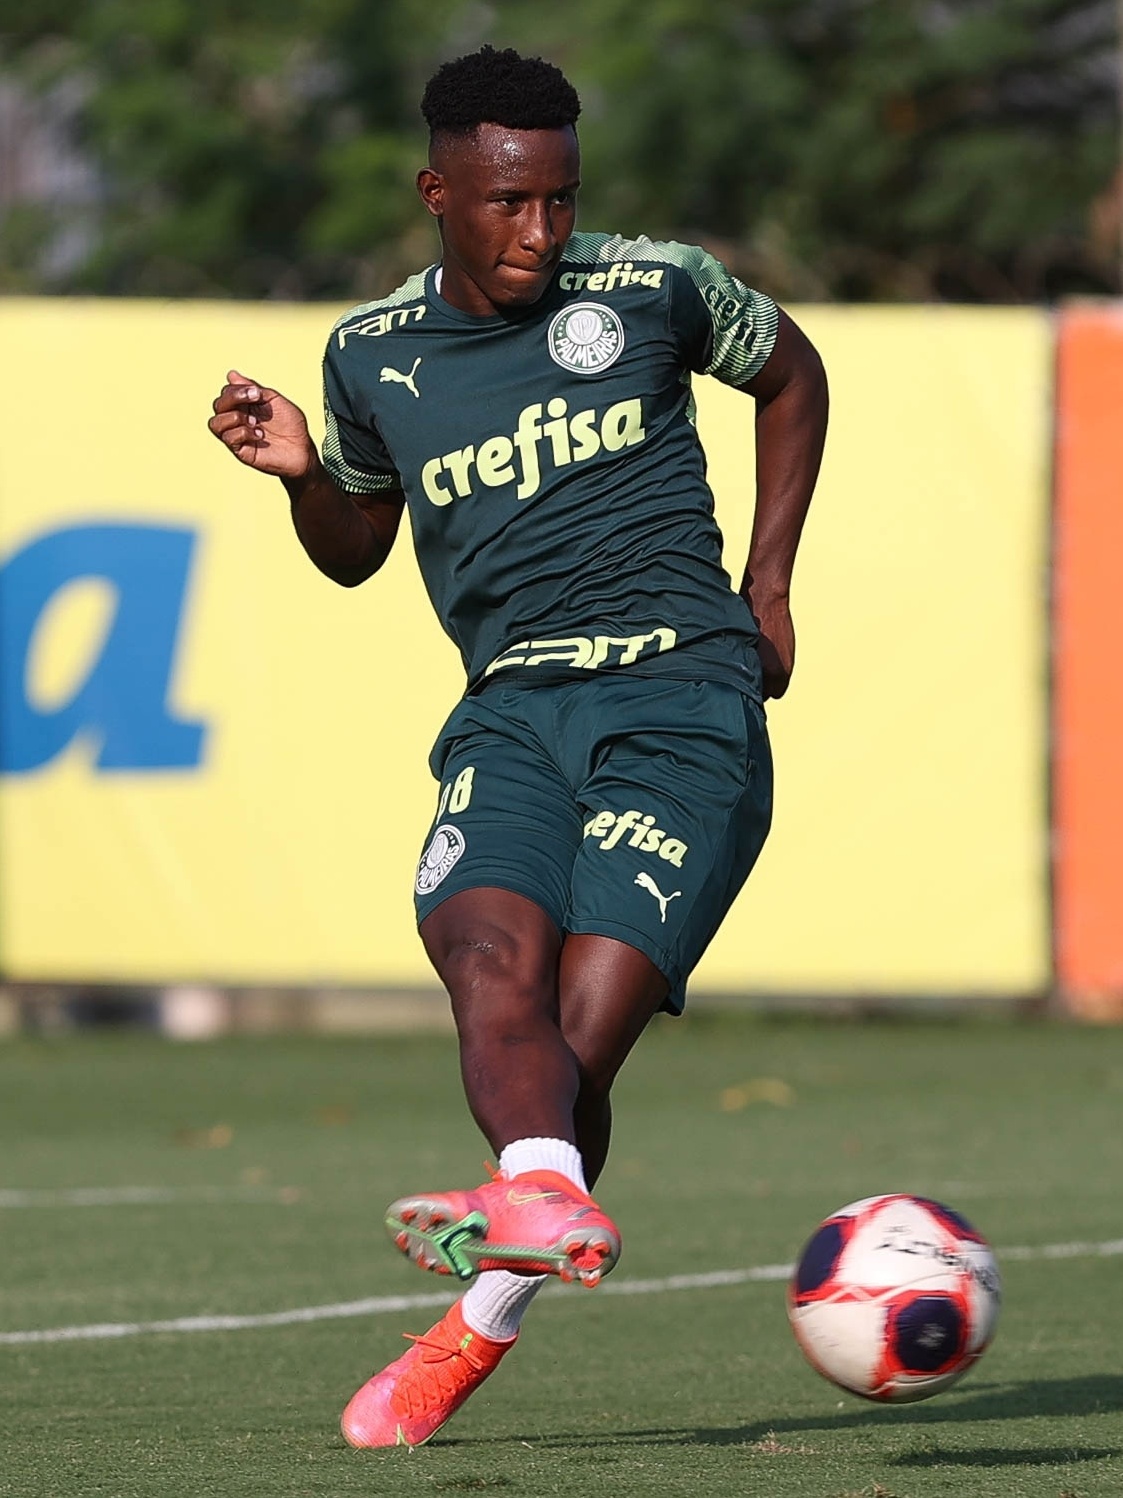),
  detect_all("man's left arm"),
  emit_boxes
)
[737,308,828,699]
